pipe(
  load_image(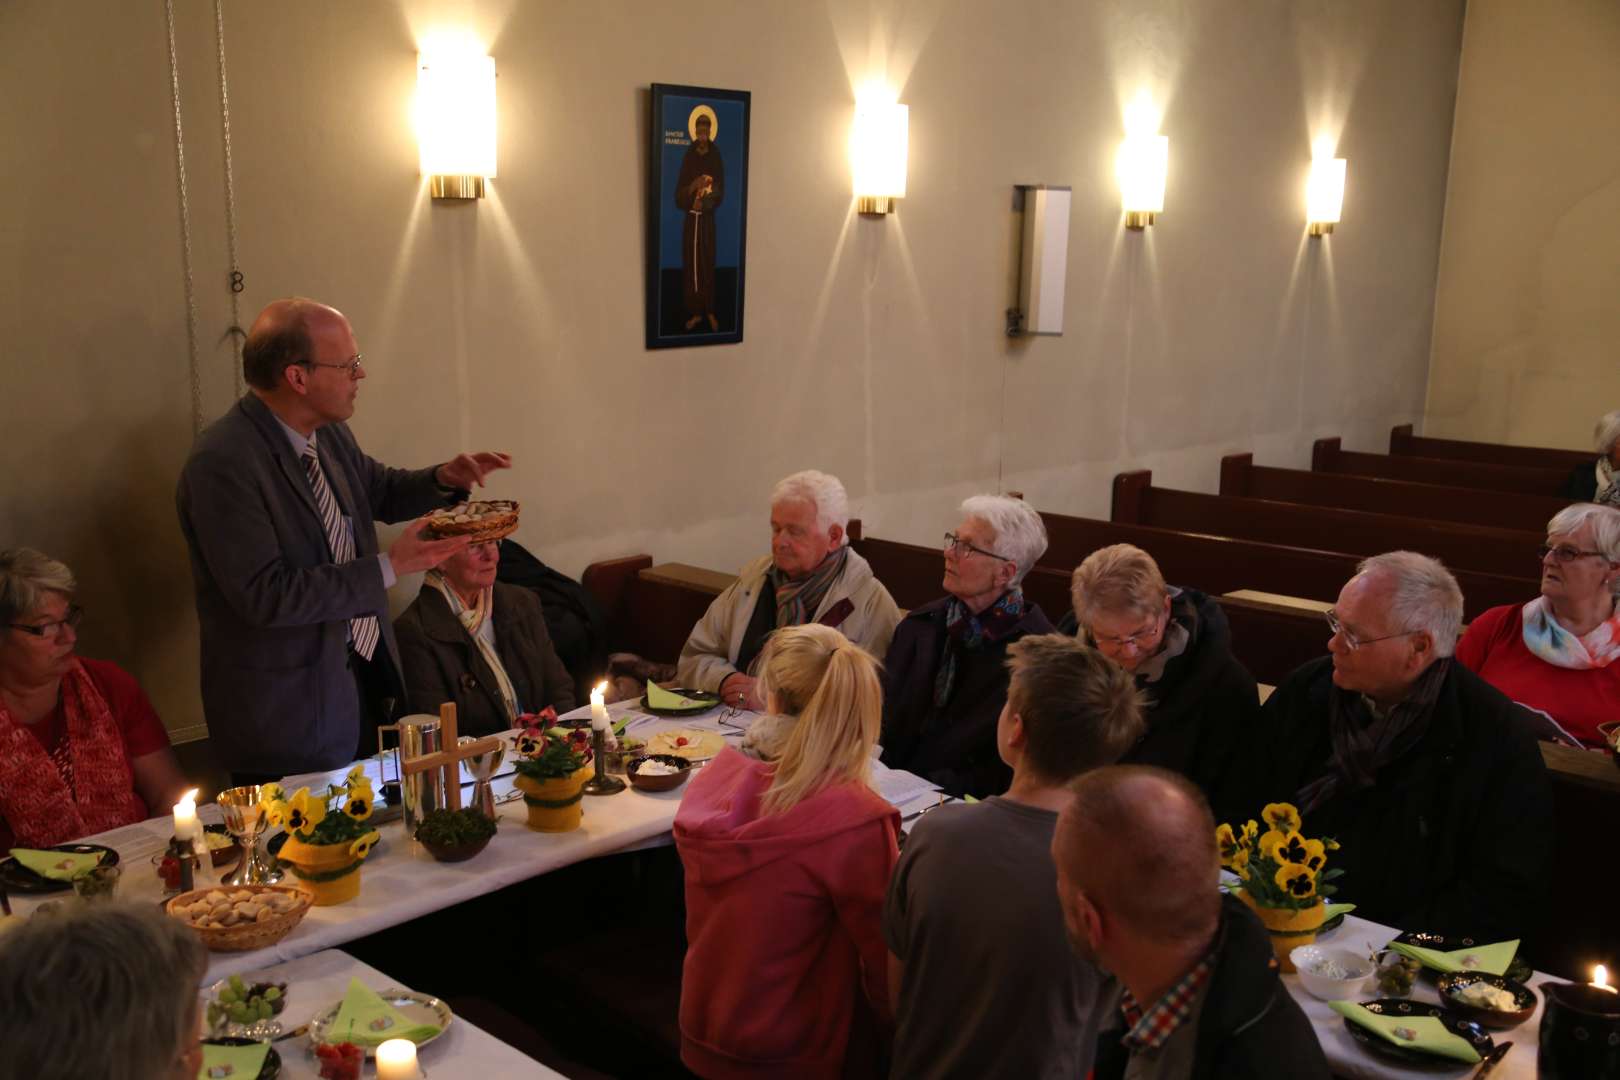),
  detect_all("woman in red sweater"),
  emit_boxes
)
[673,623,899,1079]
[1456,504,1620,747]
